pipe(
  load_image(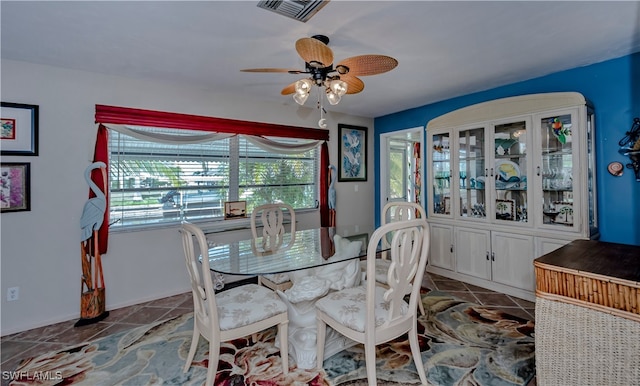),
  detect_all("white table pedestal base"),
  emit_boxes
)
[287,323,357,370]
[275,260,361,370]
